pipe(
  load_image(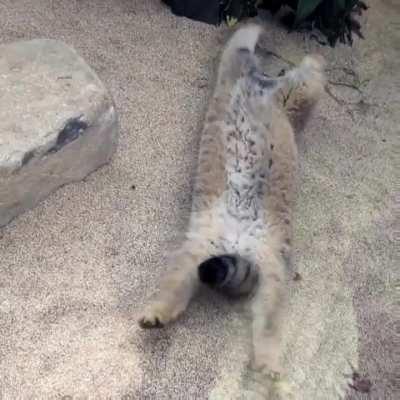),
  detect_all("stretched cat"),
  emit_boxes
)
[139,24,325,379]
